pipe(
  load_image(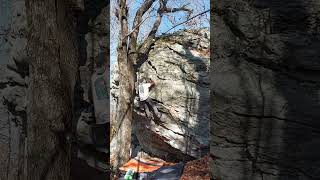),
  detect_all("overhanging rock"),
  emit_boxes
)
[133,29,210,161]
